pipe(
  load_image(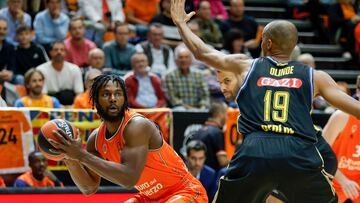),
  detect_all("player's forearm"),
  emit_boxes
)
[176,22,213,60]
[64,159,100,195]
[78,151,138,189]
